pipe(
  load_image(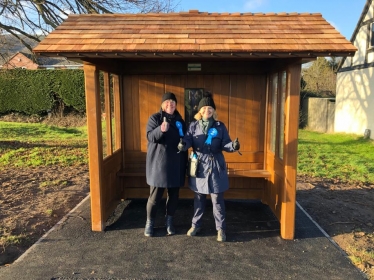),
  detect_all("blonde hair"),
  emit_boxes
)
[194,108,218,120]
